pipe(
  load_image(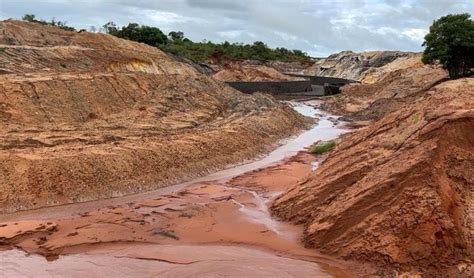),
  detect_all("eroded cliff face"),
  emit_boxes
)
[272,78,474,275]
[321,55,448,121]
[303,51,418,81]
[0,20,309,212]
